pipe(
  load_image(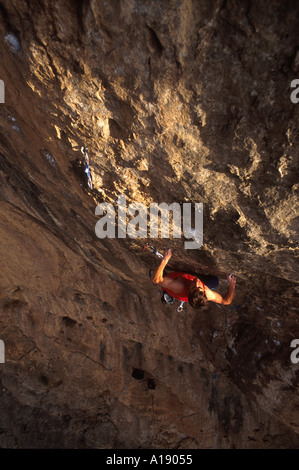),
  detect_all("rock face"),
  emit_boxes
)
[0,0,298,448]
